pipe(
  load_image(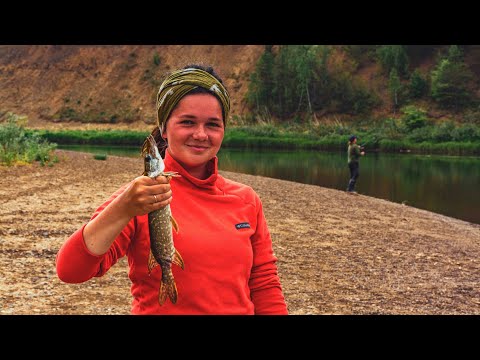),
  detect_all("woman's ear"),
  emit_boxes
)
[161,131,167,140]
